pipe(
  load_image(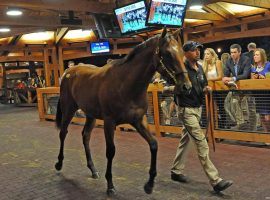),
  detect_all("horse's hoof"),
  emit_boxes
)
[55,162,62,171]
[92,172,100,179]
[144,183,153,194]
[107,188,116,196]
